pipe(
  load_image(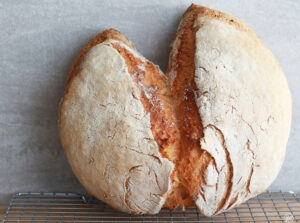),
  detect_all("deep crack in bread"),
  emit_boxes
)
[59,4,292,216]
